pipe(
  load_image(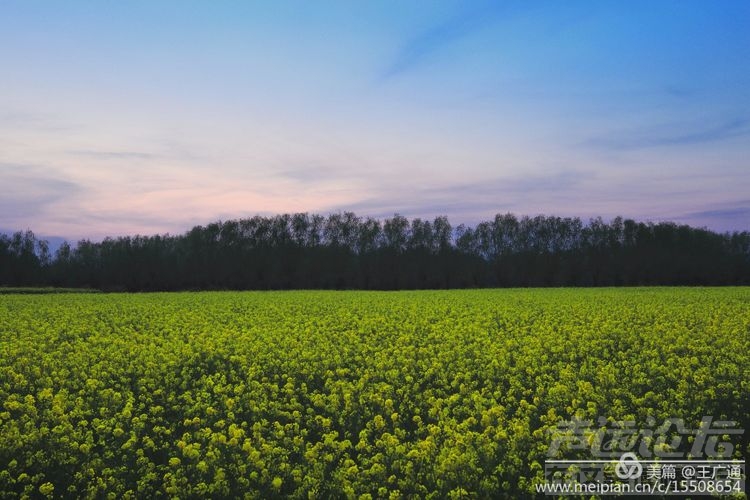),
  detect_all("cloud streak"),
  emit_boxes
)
[587,118,750,150]
[674,201,750,232]
[381,2,506,79]
[0,163,82,220]
[68,150,159,160]
[327,170,590,222]
[0,108,80,133]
